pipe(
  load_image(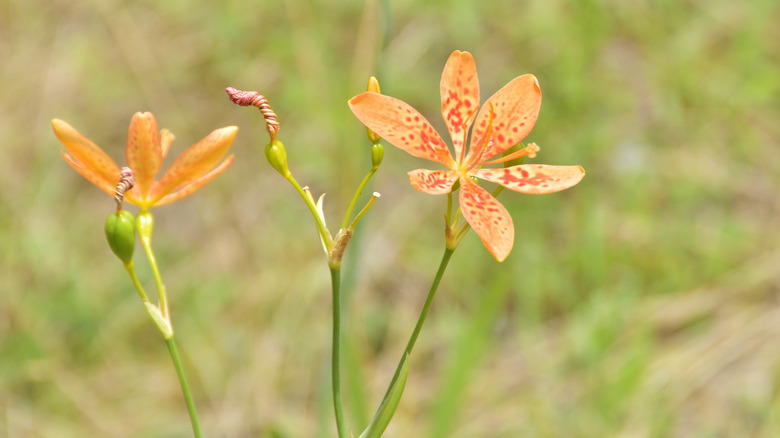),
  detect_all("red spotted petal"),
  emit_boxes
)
[349,92,454,168]
[440,50,480,161]
[125,112,163,199]
[408,169,458,194]
[471,164,585,194]
[459,178,514,262]
[468,74,542,163]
